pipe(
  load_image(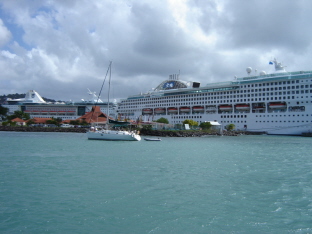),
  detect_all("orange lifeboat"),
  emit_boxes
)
[254,106,265,110]
[269,102,287,109]
[235,104,250,110]
[192,106,205,112]
[179,107,191,113]
[142,108,153,114]
[219,105,233,111]
[167,107,178,114]
[154,108,166,114]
